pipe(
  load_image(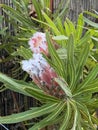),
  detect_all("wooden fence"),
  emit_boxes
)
[54,0,98,21]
